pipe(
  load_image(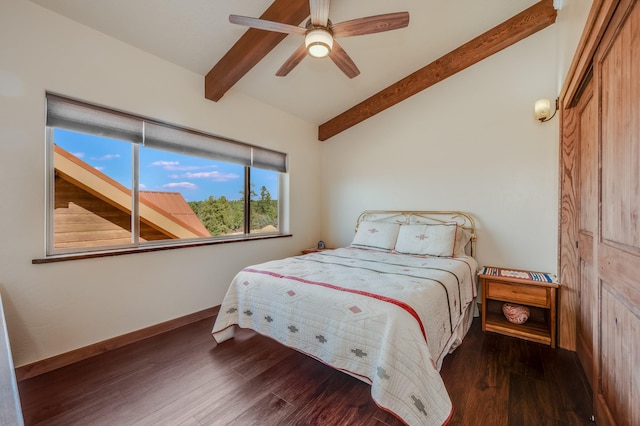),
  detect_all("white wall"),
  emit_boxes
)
[322,0,592,274]
[0,0,322,367]
[556,0,594,92]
